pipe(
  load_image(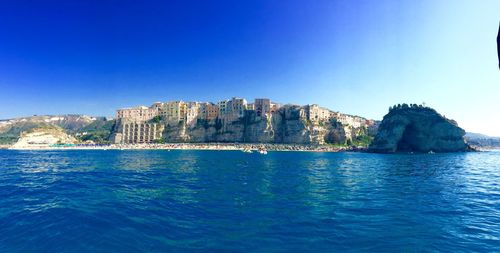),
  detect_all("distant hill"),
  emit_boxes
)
[0,115,116,144]
[465,132,491,139]
[465,132,500,149]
